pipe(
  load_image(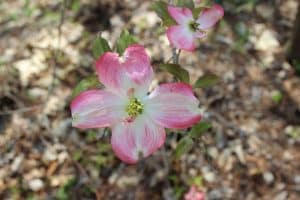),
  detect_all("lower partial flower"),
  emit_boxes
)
[184,186,205,200]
